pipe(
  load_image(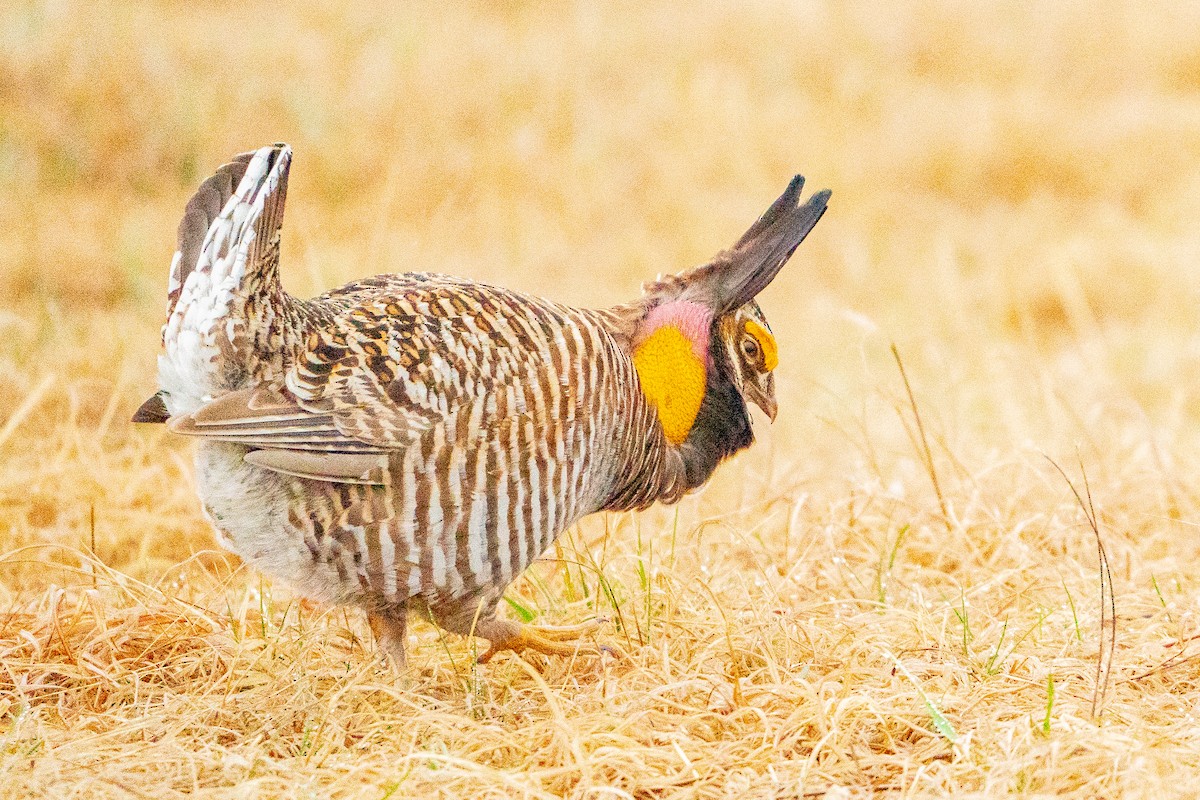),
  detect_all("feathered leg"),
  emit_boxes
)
[368,607,409,669]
